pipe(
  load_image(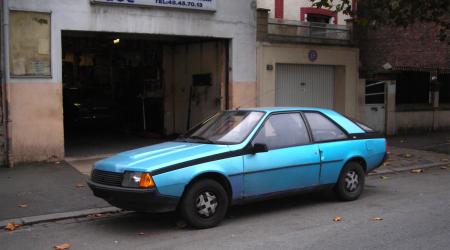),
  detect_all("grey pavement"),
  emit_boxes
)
[1,167,450,250]
[0,162,111,222]
[388,131,450,155]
